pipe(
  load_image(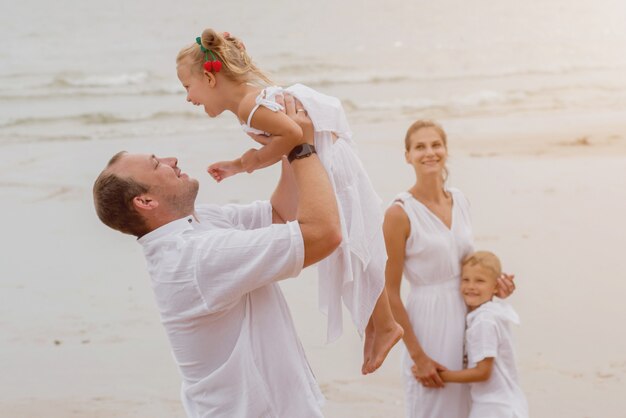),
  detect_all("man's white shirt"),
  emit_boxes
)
[138,201,324,418]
